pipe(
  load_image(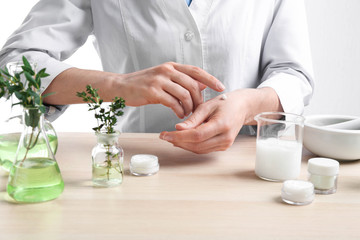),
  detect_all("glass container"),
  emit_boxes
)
[92,131,124,187]
[254,112,305,181]
[281,180,315,206]
[7,107,64,203]
[308,157,339,194]
[130,154,159,176]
